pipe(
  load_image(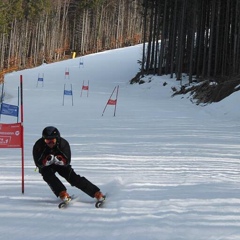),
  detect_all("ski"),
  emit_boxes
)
[58,194,106,208]
[95,195,106,208]
[58,195,74,209]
